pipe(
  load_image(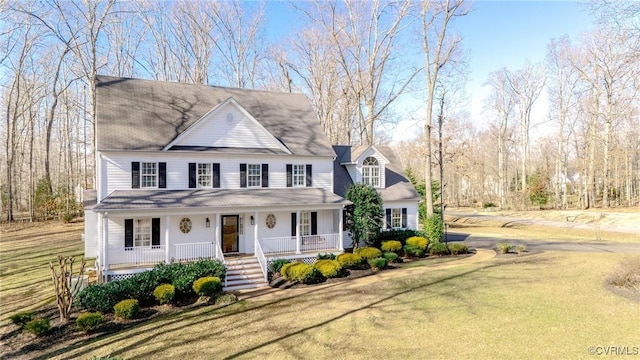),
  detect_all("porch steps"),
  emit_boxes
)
[223,257,269,292]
